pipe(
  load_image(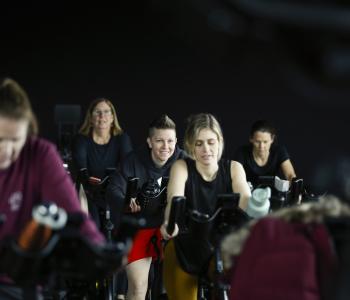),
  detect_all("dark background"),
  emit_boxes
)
[1,1,349,186]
